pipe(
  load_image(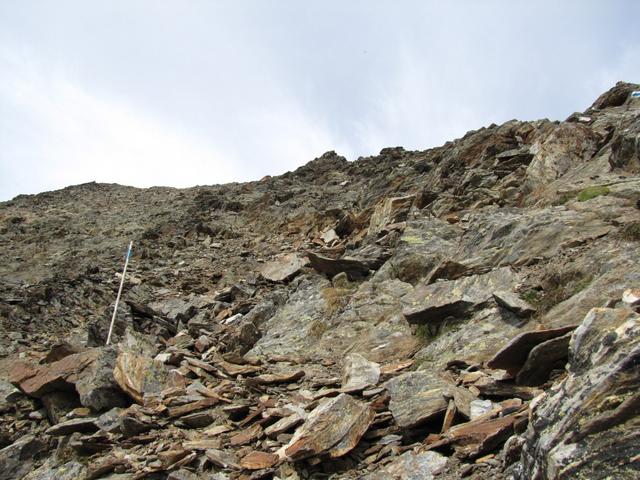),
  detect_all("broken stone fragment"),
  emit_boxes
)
[281,393,375,461]
[245,370,305,386]
[492,290,536,317]
[9,347,127,411]
[622,288,640,307]
[427,407,528,459]
[364,450,447,480]
[307,246,391,280]
[401,267,518,323]
[264,413,304,438]
[205,449,241,470]
[469,399,496,420]
[486,325,577,374]
[229,423,264,446]
[385,372,449,428]
[240,451,279,470]
[45,417,99,436]
[518,307,640,478]
[0,379,23,413]
[258,253,308,282]
[341,353,381,390]
[515,332,572,386]
[0,434,46,480]
[368,195,415,237]
[113,351,168,404]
